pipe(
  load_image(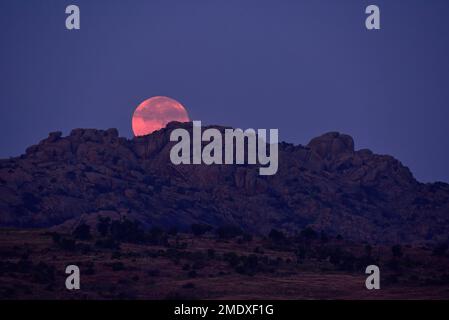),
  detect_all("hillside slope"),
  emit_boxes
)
[1,122,448,243]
